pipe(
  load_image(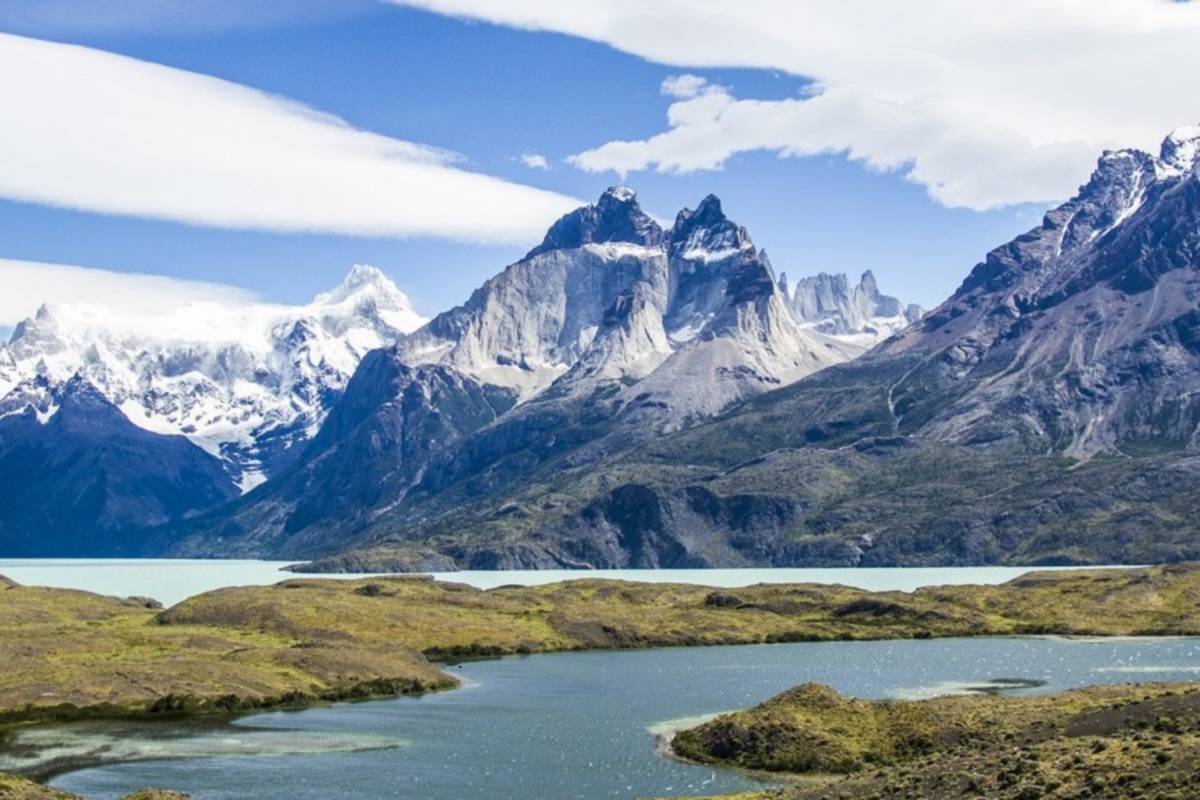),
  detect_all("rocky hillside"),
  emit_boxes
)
[879,124,1200,456]
[287,126,1200,571]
